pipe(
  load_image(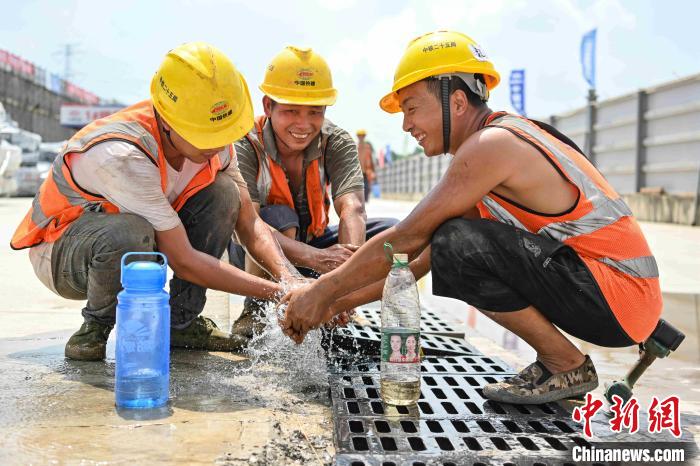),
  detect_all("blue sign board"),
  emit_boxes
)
[580,28,597,89]
[509,69,526,116]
